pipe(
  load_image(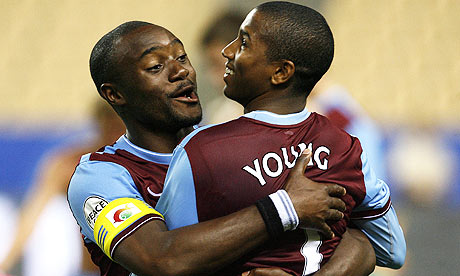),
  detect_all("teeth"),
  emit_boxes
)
[225,67,234,75]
